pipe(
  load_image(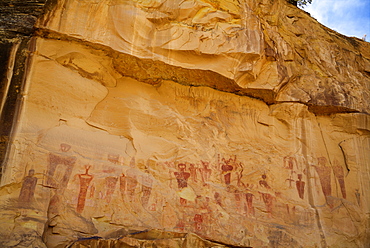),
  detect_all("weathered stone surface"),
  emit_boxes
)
[0,0,369,247]
[35,0,370,112]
